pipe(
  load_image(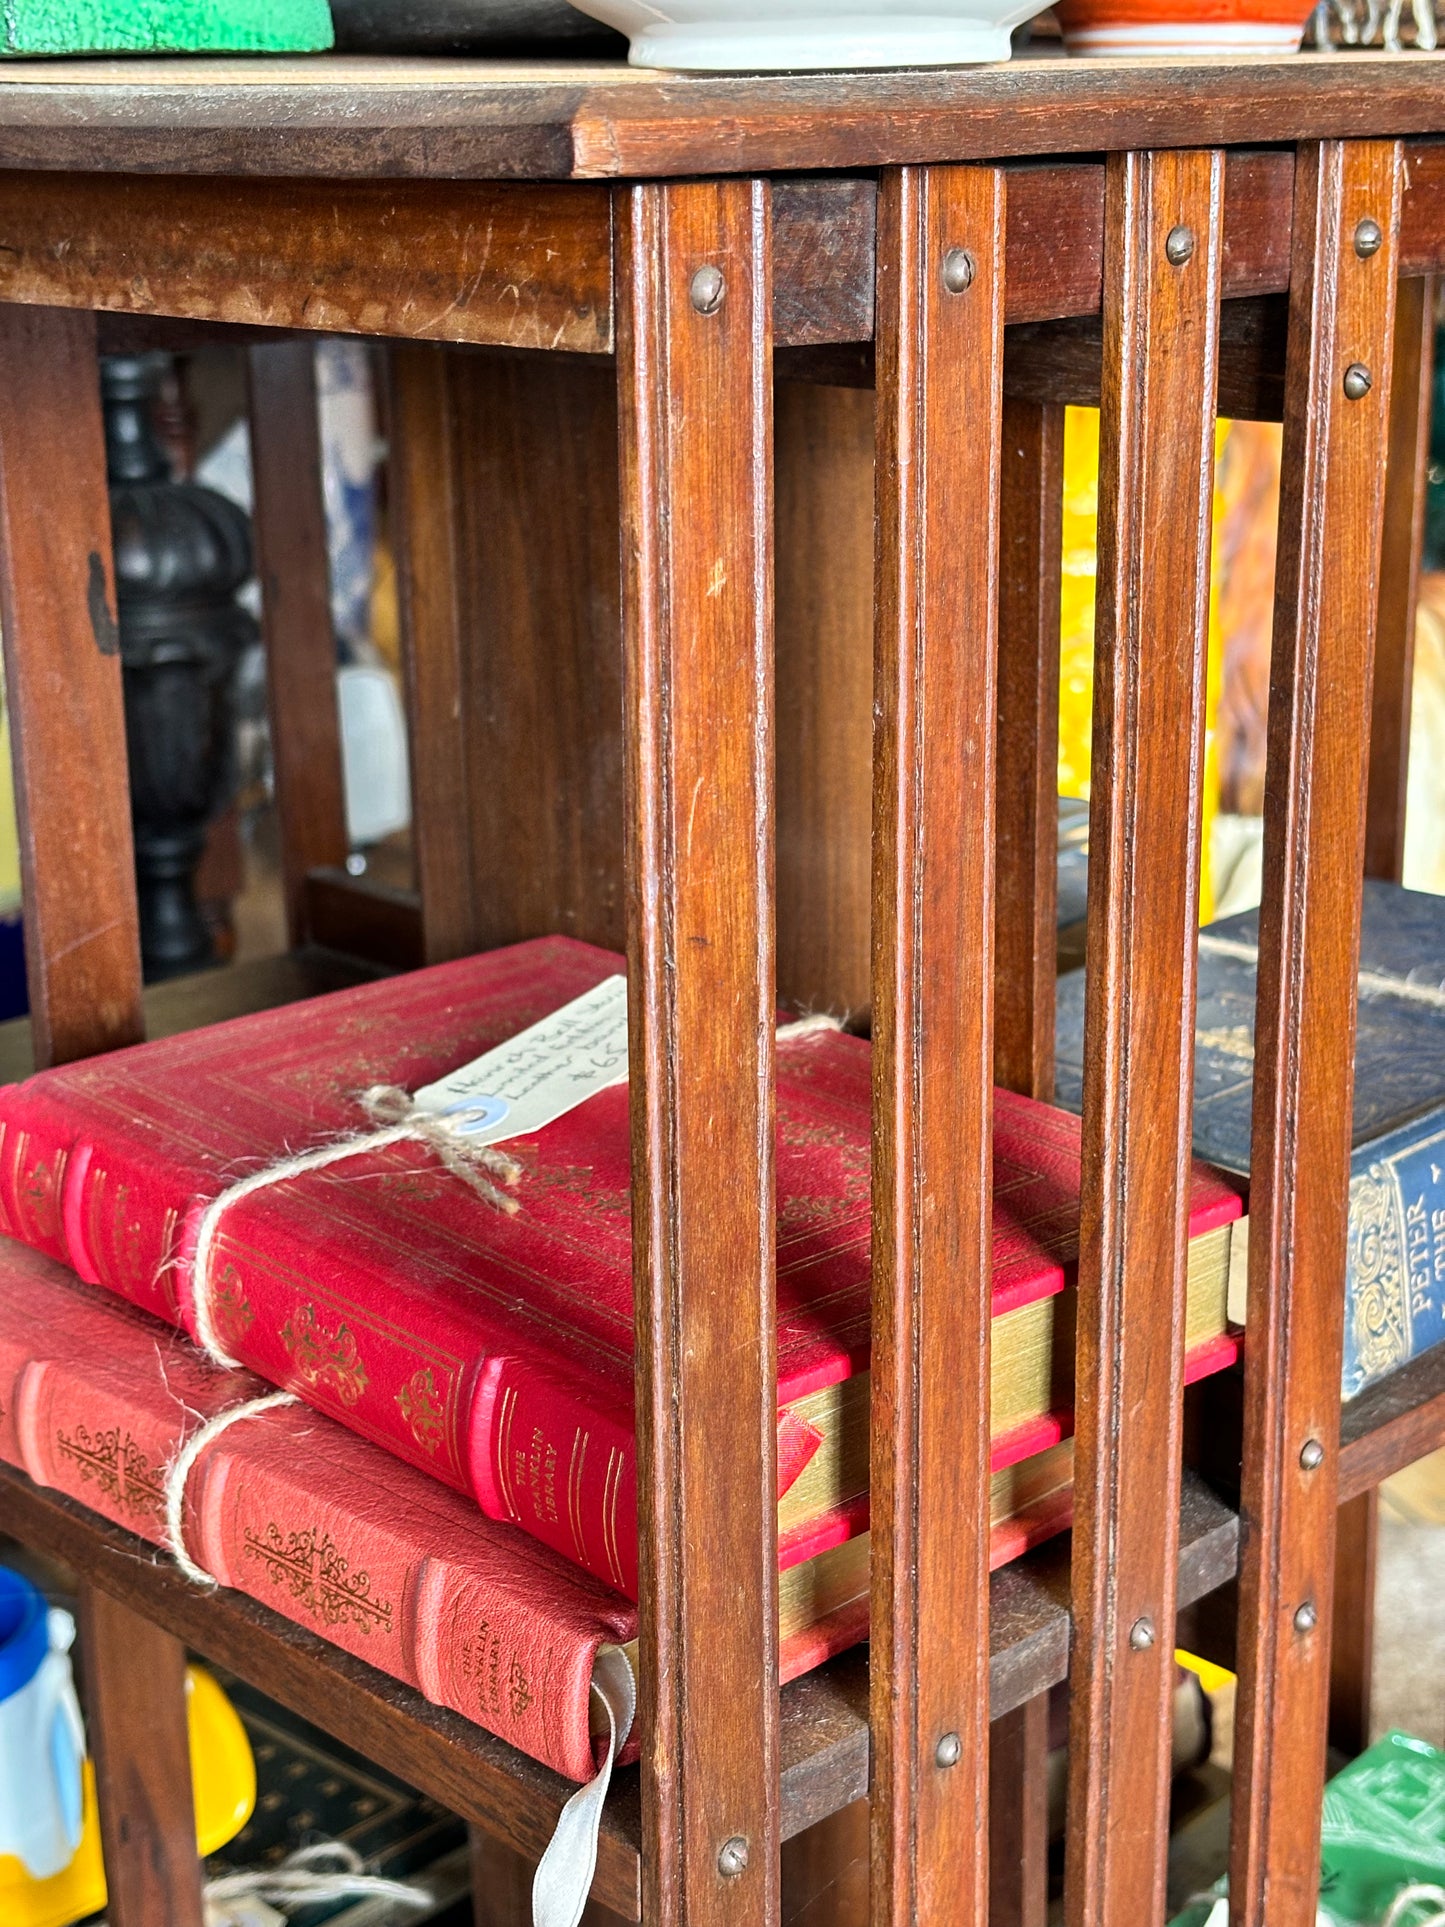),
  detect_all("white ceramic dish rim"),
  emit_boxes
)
[1059,20,1307,53]
[564,1,1052,69]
